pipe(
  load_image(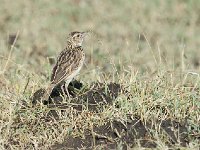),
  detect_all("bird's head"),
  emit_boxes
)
[67,31,88,49]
